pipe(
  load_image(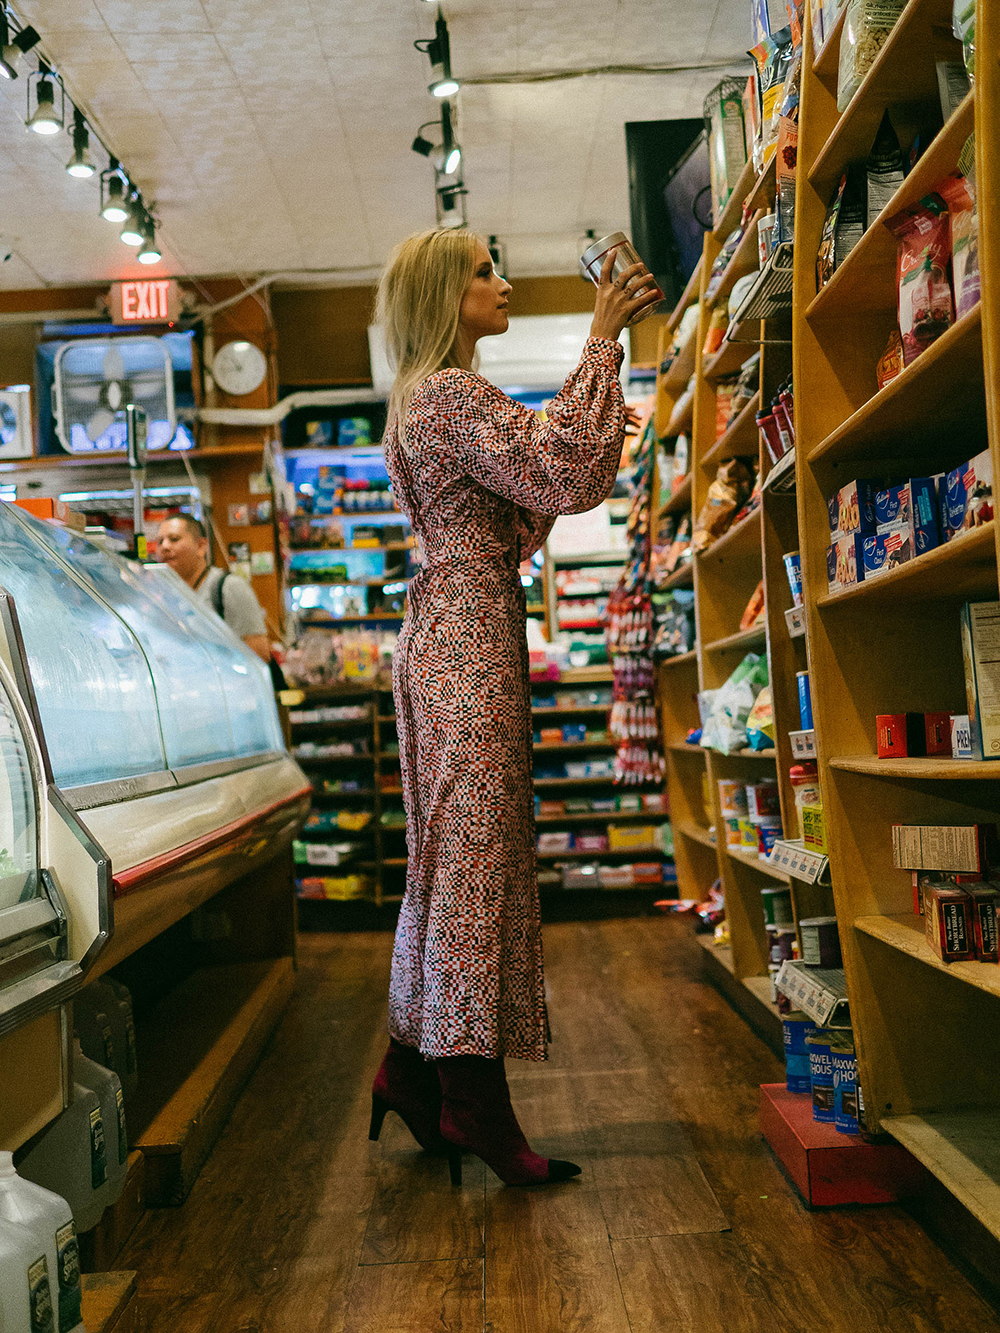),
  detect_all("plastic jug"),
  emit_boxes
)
[0,1153,83,1333]
[18,1084,107,1234]
[105,979,139,1093]
[73,981,128,1094]
[0,1211,55,1333]
[72,1044,127,1204]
